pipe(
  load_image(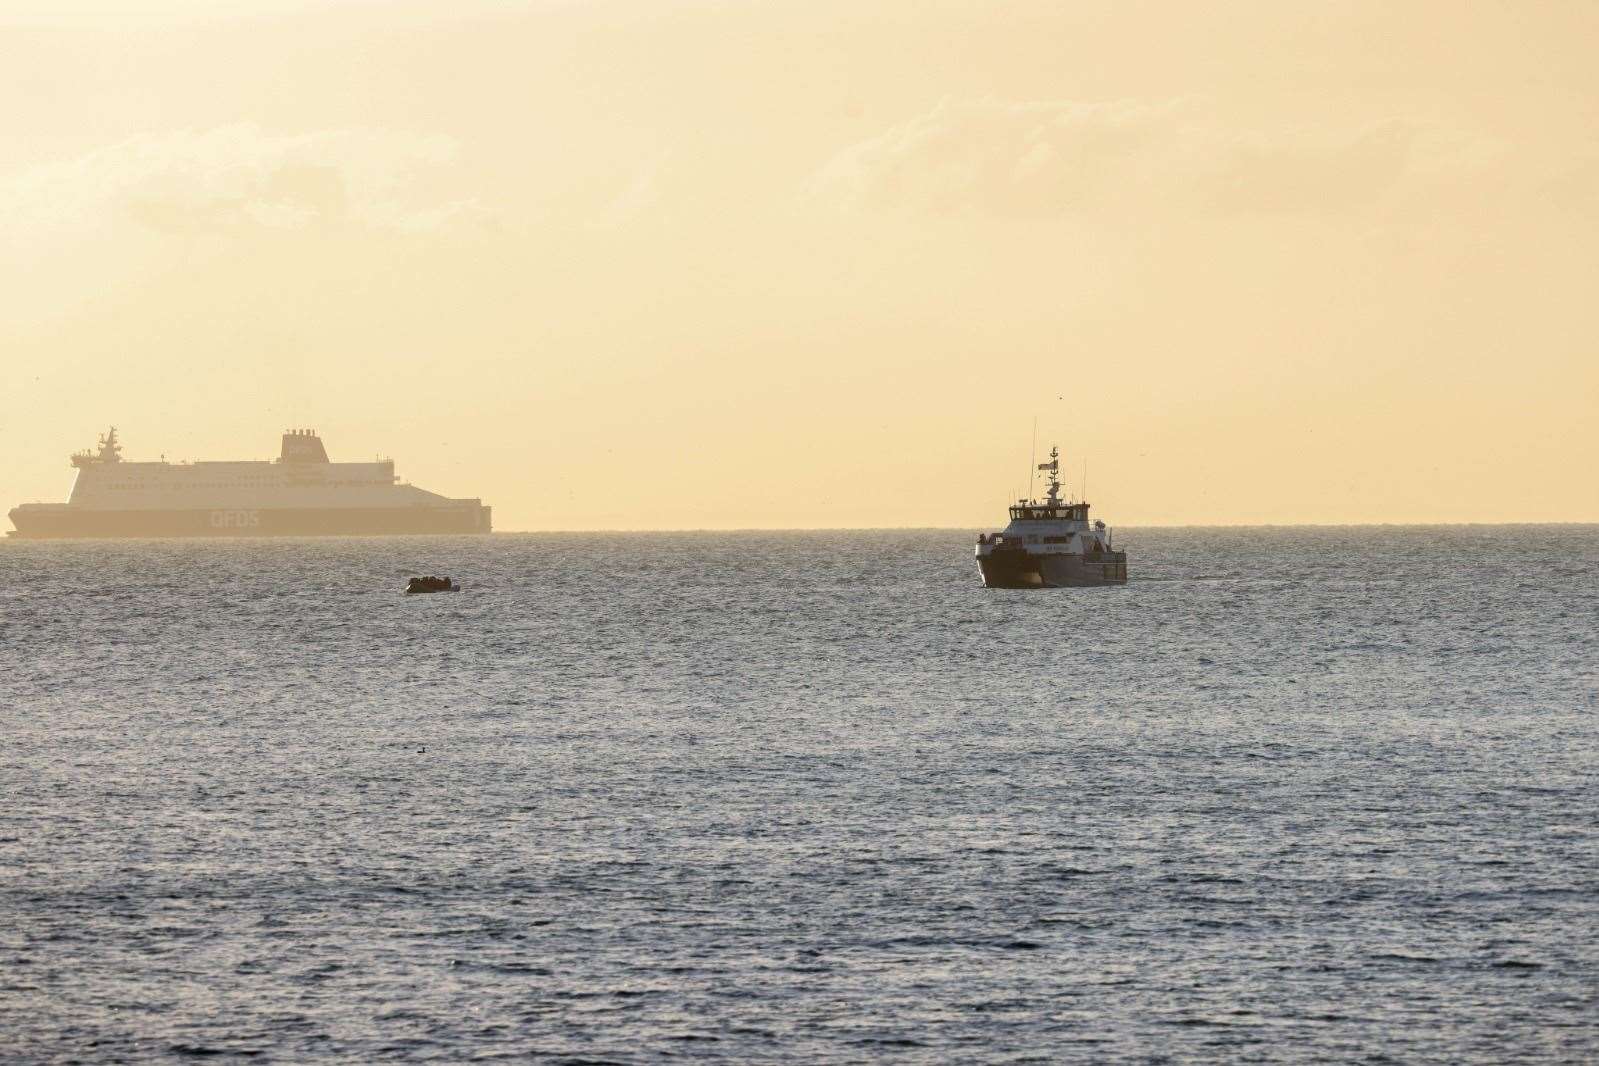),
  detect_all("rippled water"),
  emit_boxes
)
[2,527,1596,1062]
